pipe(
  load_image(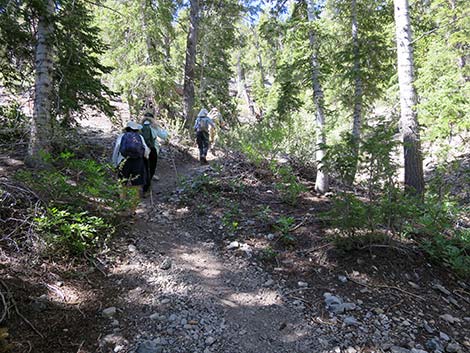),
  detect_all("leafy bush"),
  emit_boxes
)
[274,215,296,246]
[273,165,307,205]
[14,152,132,255]
[15,151,134,218]
[35,207,113,255]
[0,102,29,141]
